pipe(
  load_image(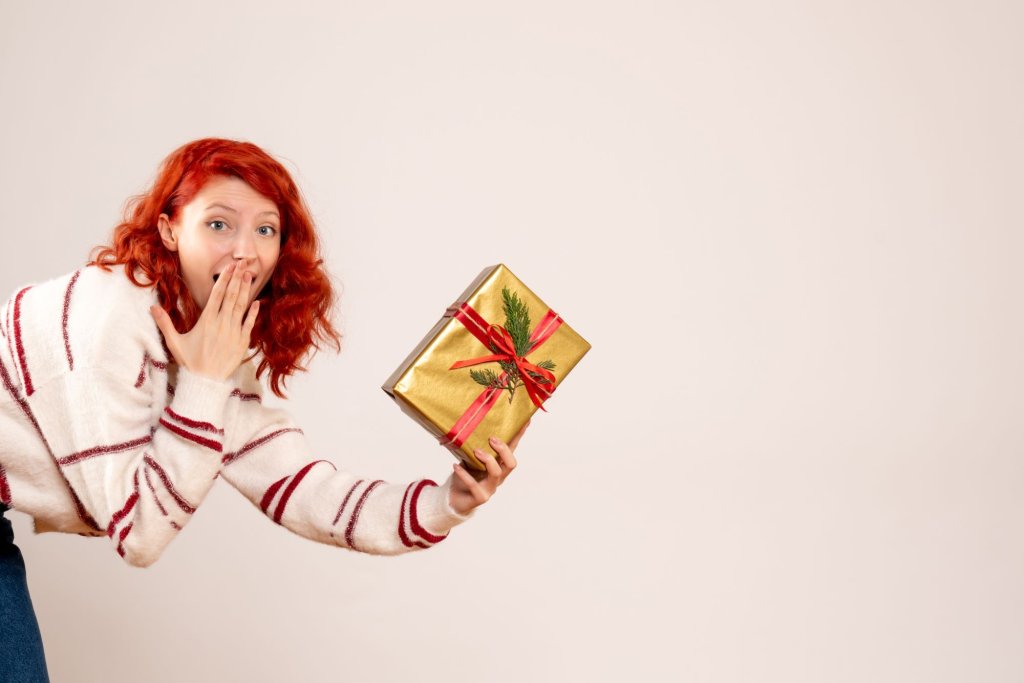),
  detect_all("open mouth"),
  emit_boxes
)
[213,271,262,289]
